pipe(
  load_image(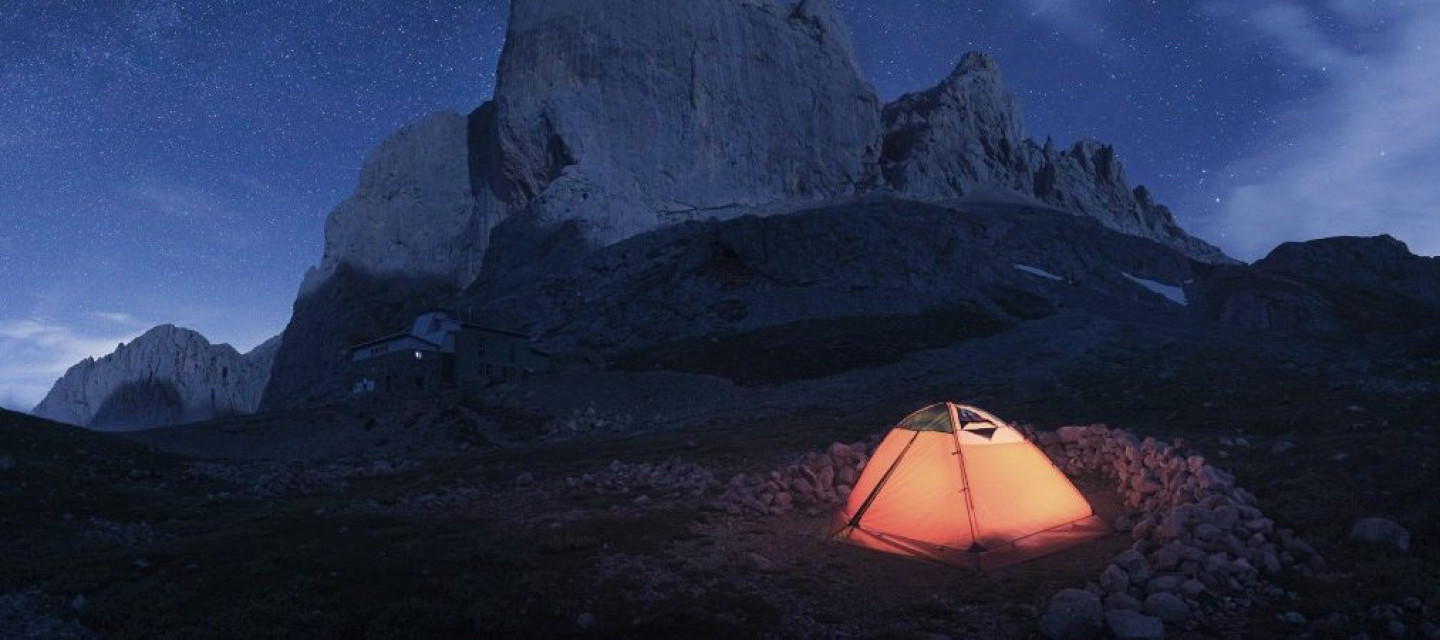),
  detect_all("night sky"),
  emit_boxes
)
[3,0,1437,410]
